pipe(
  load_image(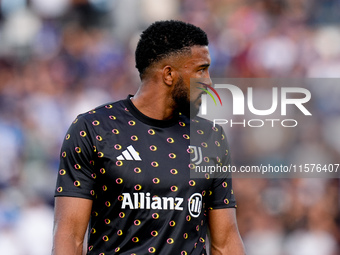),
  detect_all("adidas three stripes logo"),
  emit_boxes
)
[116,145,142,161]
